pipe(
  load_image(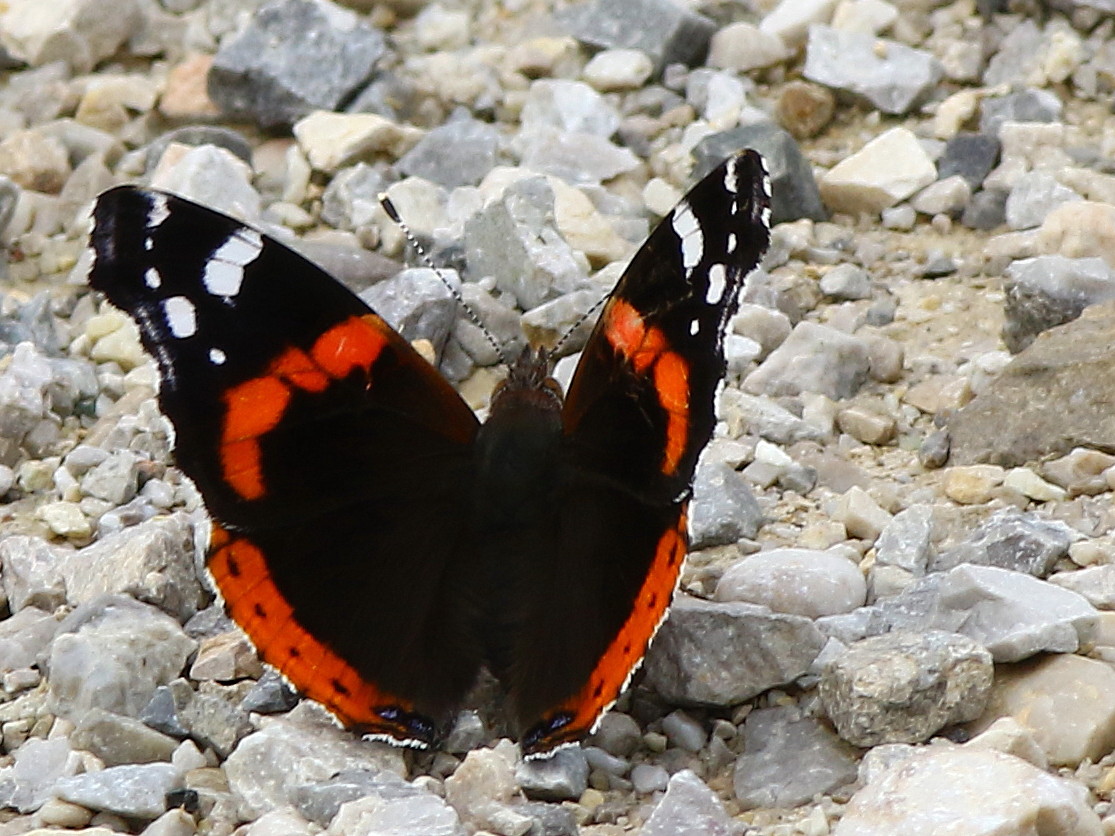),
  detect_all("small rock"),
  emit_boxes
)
[630,763,669,794]
[819,630,993,747]
[938,133,1001,190]
[776,80,836,140]
[661,710,706,754]
[911,175,971,217]
[1002,467,1066,502]
[689,459,763,549]
[733,706,859,810]
[707,22,789,72]
[1006,171,1082,231]
[979,88,1063,139]
[55,763,183,821]
[516,747,588,802]
[642,770,734,836]
[589,713,642,759]
[744,321,870,400]
[397,119,499,189]
[1038,201,1115,268]
[833,486,892,542]
[582,49,654,91]
[293,111,423,173]
[644,595,826,706]
[0,0,140,72]
[760,0,840,48]
[189,632,263,682]
[714,548,867,618]
[71,708,180,767]
[1002,255,1115,353]
[942,464,1005,504]
[819,263,872,300]
[1049,565,1115,610]
[557,0,716,72]
[820,127,937,215]
[837,404,896,445]
[1044,447,1115,496]
[326,790,465,836]
[874,505,936,575]
[444,743,524,830]
[931,510,1075,577]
